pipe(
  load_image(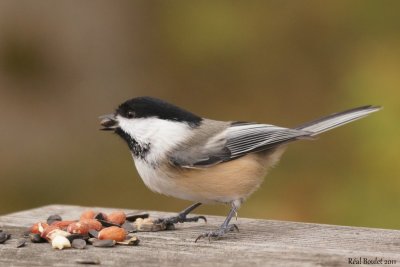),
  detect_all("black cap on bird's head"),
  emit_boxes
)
[100,96,202,131]
[100,96,203,158]
[117,97,202,125]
